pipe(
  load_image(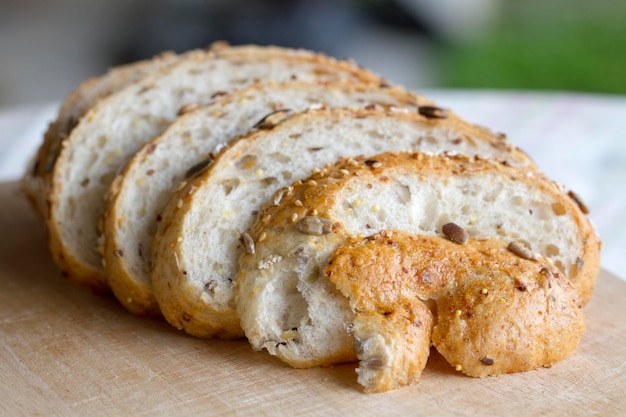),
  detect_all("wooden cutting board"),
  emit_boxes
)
[1,181,624,416]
